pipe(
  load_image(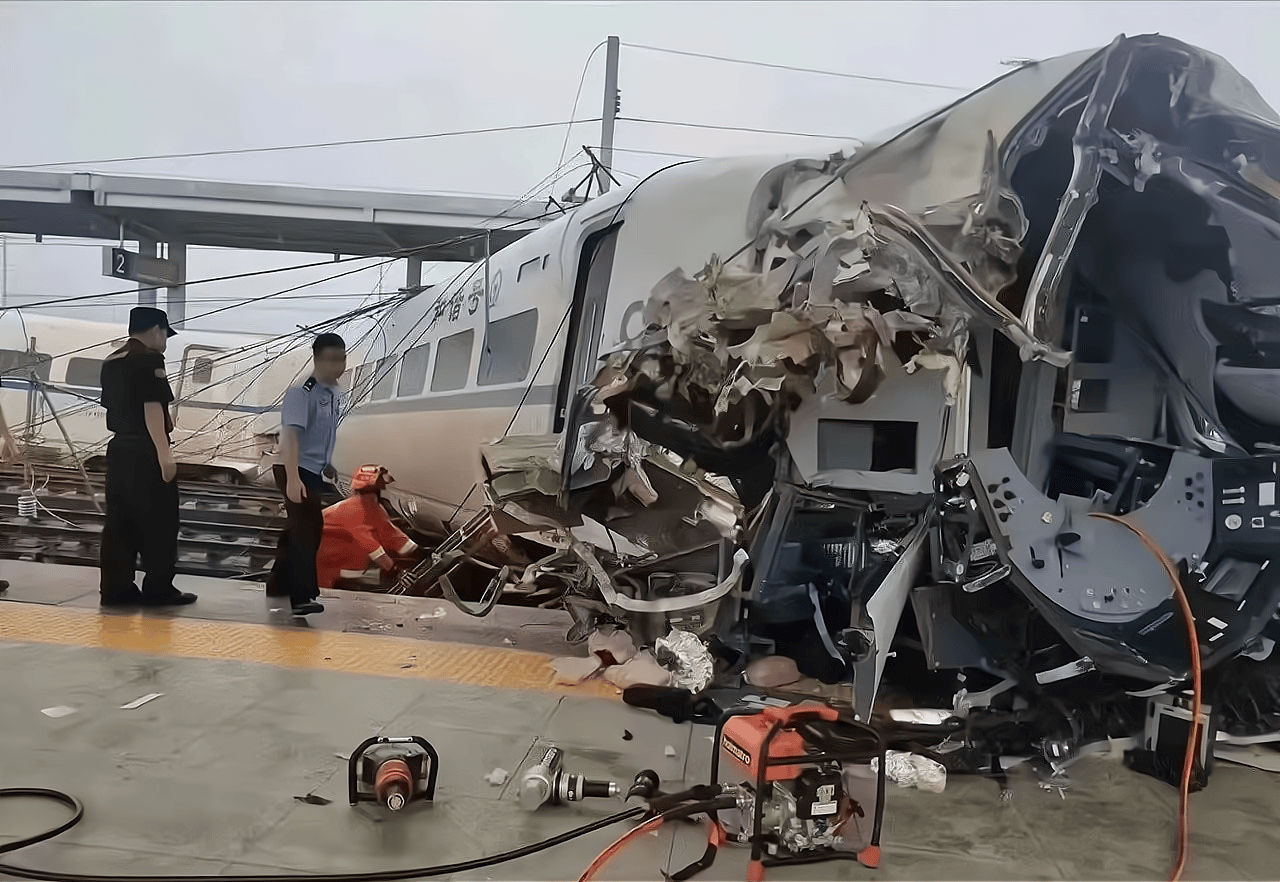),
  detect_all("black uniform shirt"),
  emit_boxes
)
[100,338,174,438]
